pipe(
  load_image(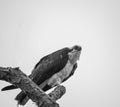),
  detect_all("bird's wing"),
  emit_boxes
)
[29,47,71,85]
